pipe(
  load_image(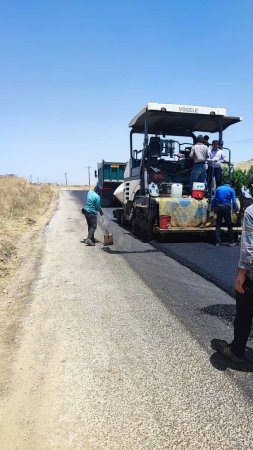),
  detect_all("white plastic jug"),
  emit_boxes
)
[171,183,183,198]
[148,182,159,197]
